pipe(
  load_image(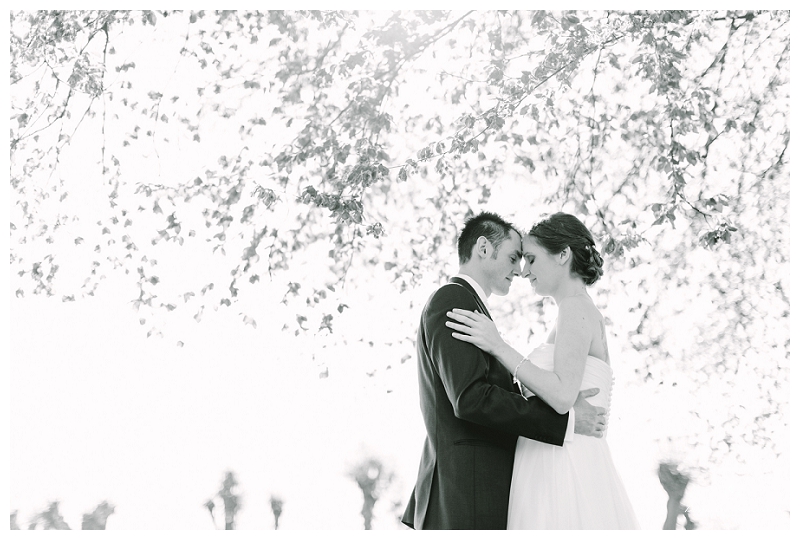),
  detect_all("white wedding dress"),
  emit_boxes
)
[507,343,640,529]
